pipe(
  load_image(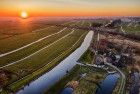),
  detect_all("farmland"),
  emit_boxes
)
[0,18,76,53]
[0,17,91,93]
[0,23,82,67]
[121,23,140,35]
[1,17,140,94]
